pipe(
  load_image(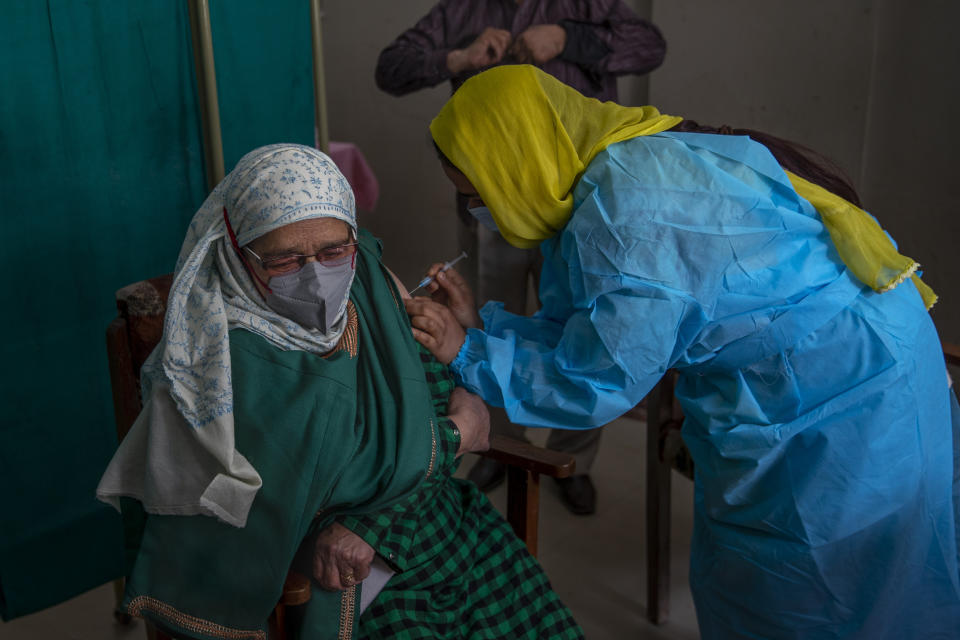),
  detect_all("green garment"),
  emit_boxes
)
[344,352,584,640]
[121,232,583,639]
[122,234,438,640]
